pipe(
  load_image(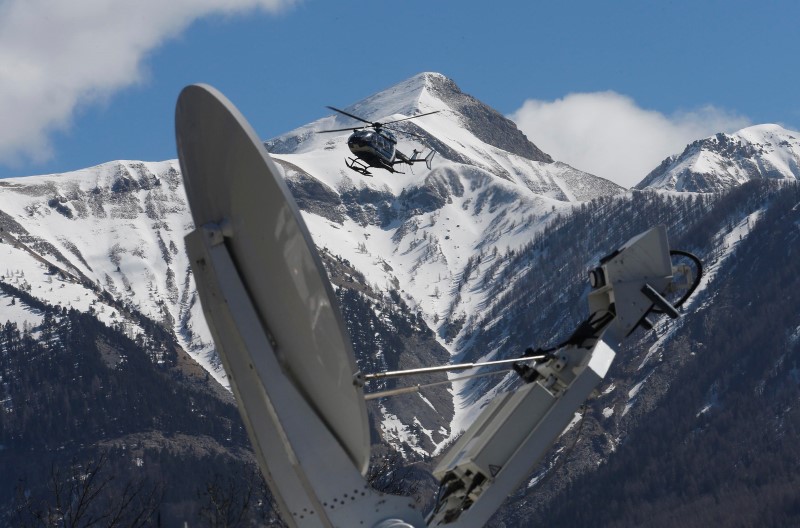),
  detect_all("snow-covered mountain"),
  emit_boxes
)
[0,160,220,377]
[0,72,623,457]
[636,124,800,192]
[2,71,800,525]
